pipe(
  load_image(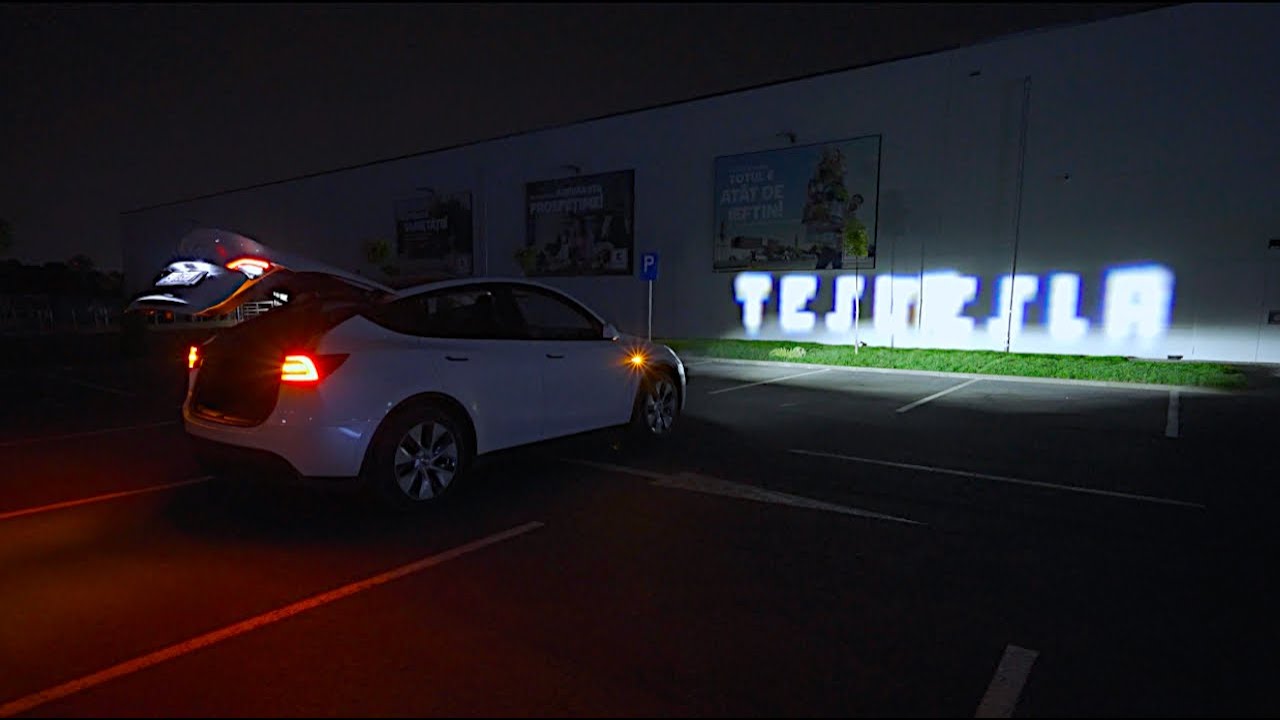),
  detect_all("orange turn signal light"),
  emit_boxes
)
[188,345,200,369]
